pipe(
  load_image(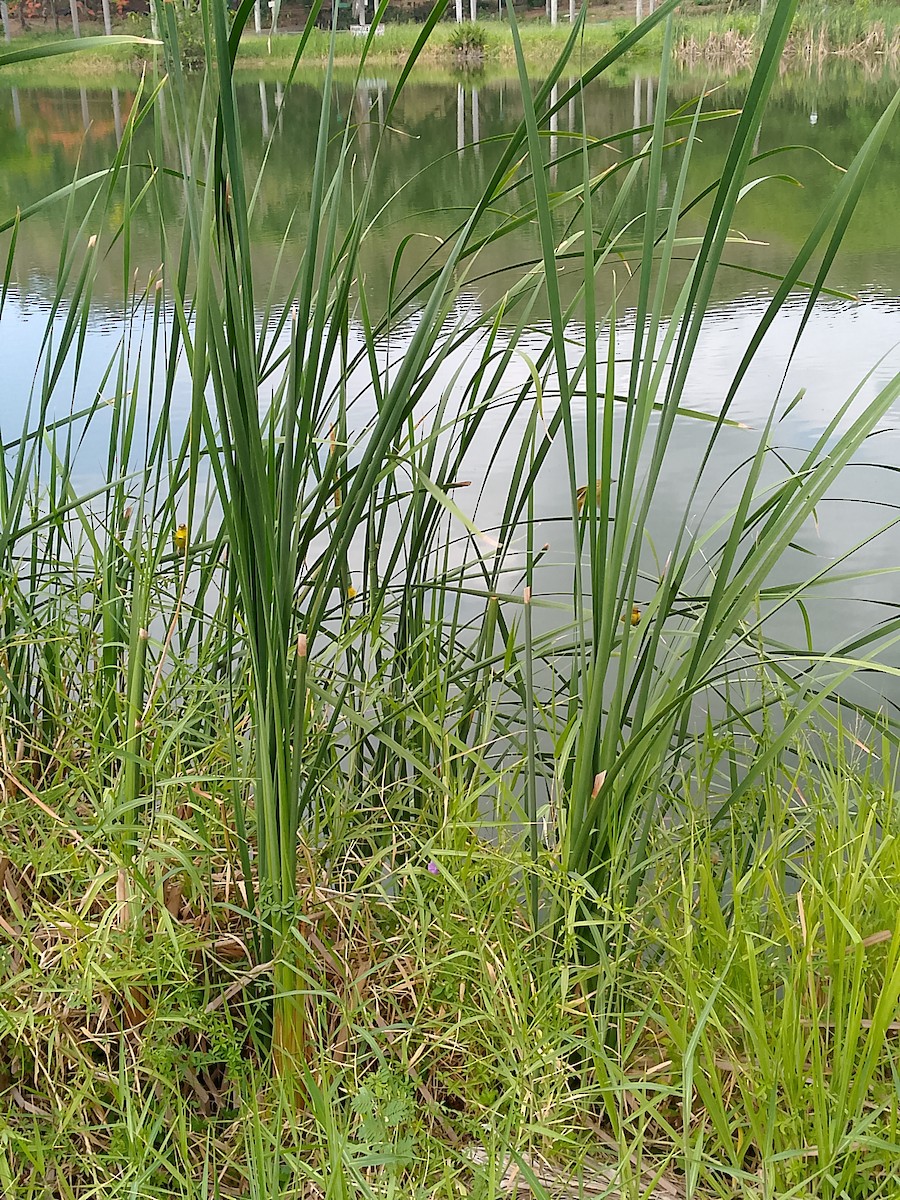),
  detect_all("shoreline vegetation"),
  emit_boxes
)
[2,4,900,82]
[4,0,900,1196]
